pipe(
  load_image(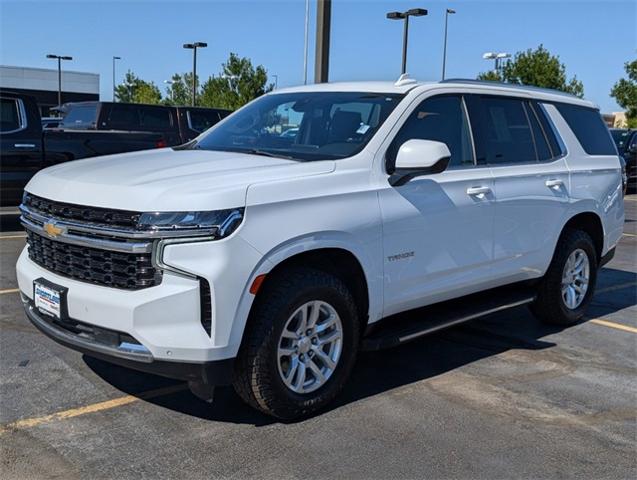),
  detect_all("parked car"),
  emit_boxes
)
[16,79,624,419]
[0,91,168,206]
[610,128,636,192]
[56,101,231,144]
